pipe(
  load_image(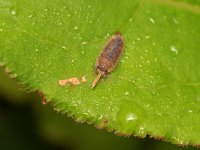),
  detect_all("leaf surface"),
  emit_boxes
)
[0,0,200,145]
